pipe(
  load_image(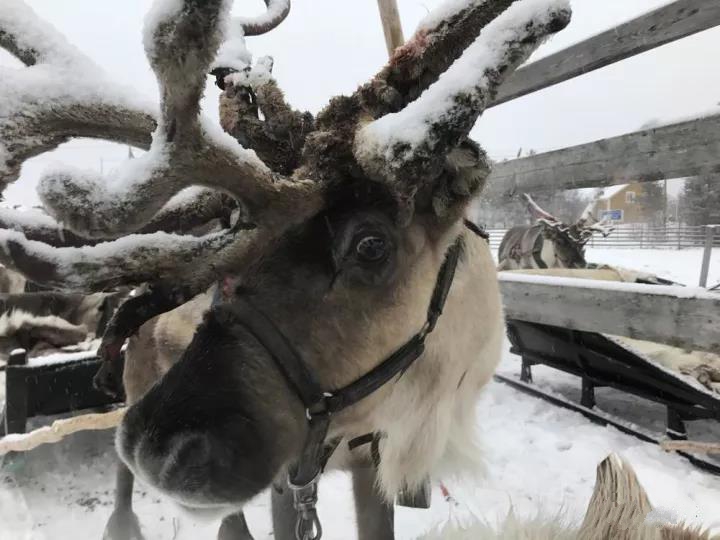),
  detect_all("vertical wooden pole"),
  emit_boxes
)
[698,225,717,287]
[5,348,28,435]
[376,0,405,57]
[666,407,687,441]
